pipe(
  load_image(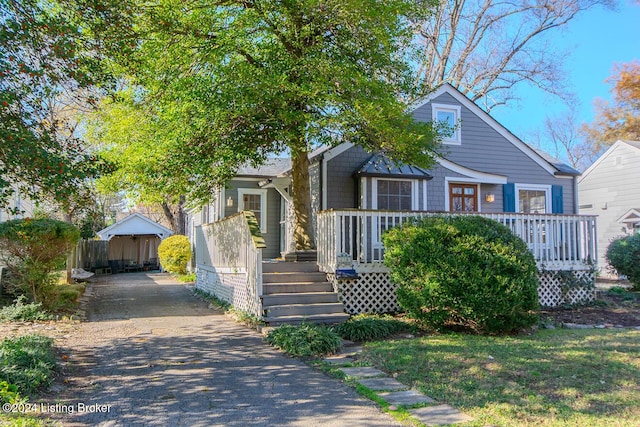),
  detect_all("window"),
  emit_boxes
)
[515,185,550,214]
[432,103,461,144]
[238,189,268,233]
[449,183,477,212]
[377,179,413,210]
